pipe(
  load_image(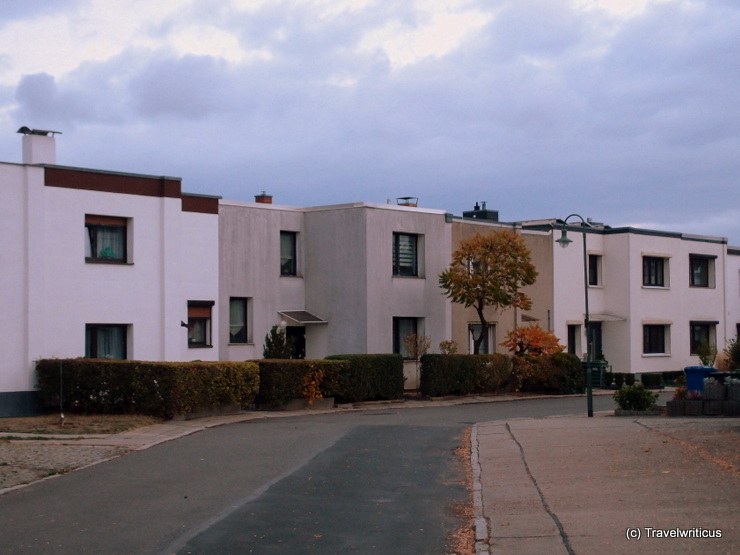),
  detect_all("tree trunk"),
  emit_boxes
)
[473,303,488,355]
